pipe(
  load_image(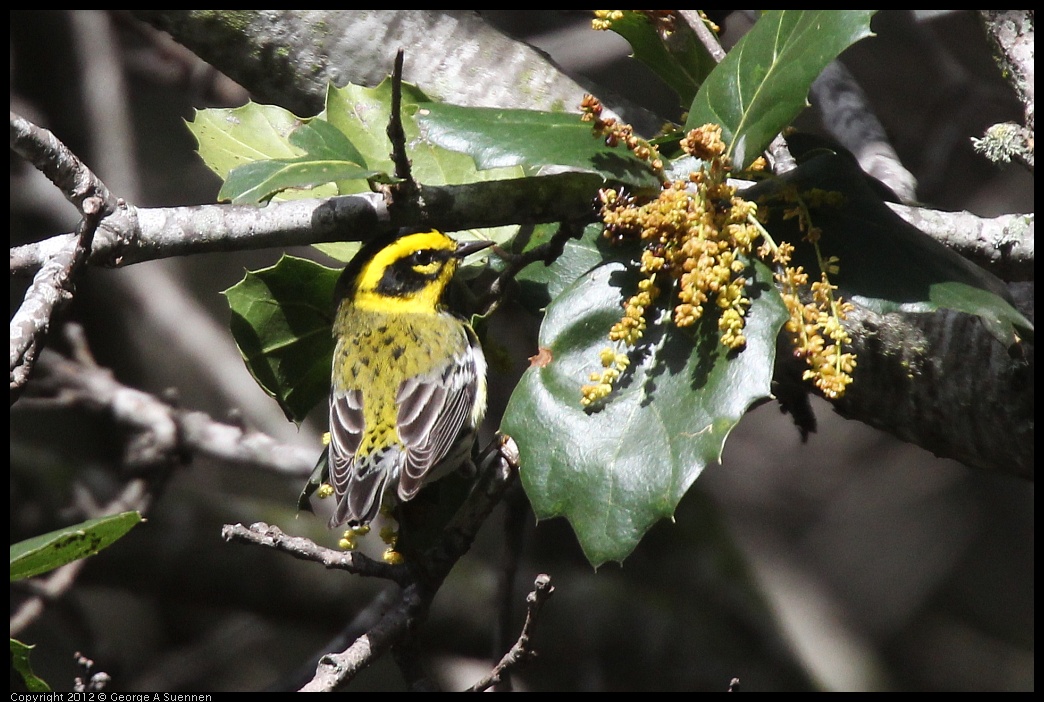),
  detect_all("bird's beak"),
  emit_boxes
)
[455,239,495,259]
